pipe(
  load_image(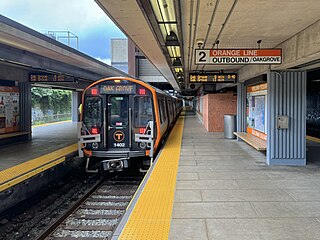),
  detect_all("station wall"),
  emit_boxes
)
[202,93,237,132]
